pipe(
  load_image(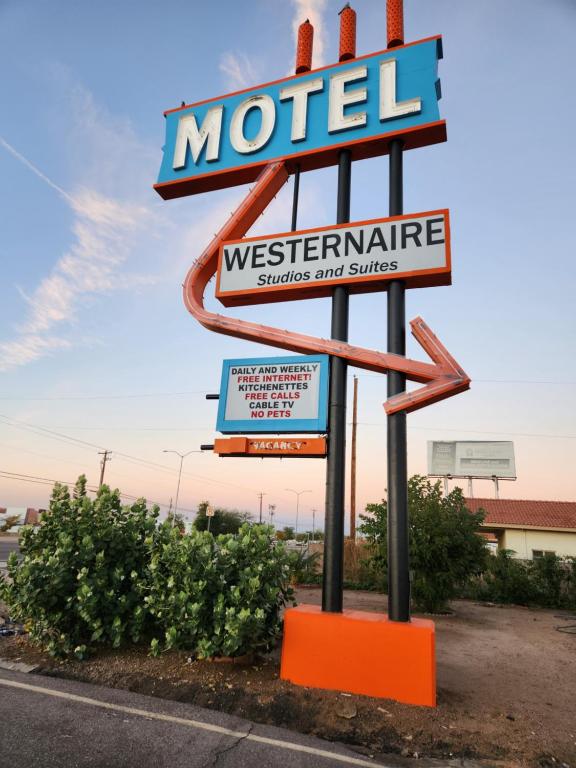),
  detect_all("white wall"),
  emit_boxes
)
[502,528,576,559]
